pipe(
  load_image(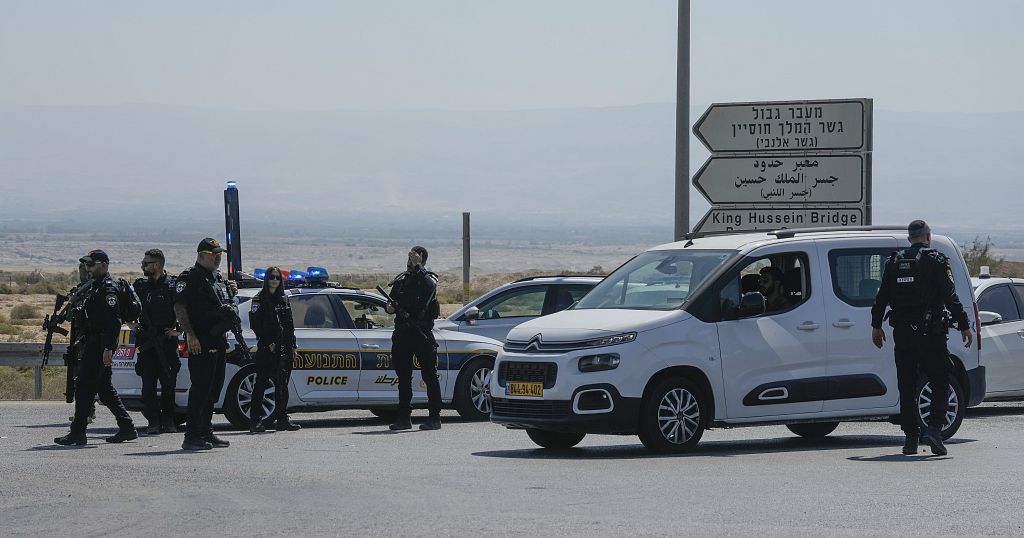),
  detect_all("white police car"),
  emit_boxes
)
[972,267,1024,400]
[436,276,602,342]
[490,227,984,453]
[111,268,503,428]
